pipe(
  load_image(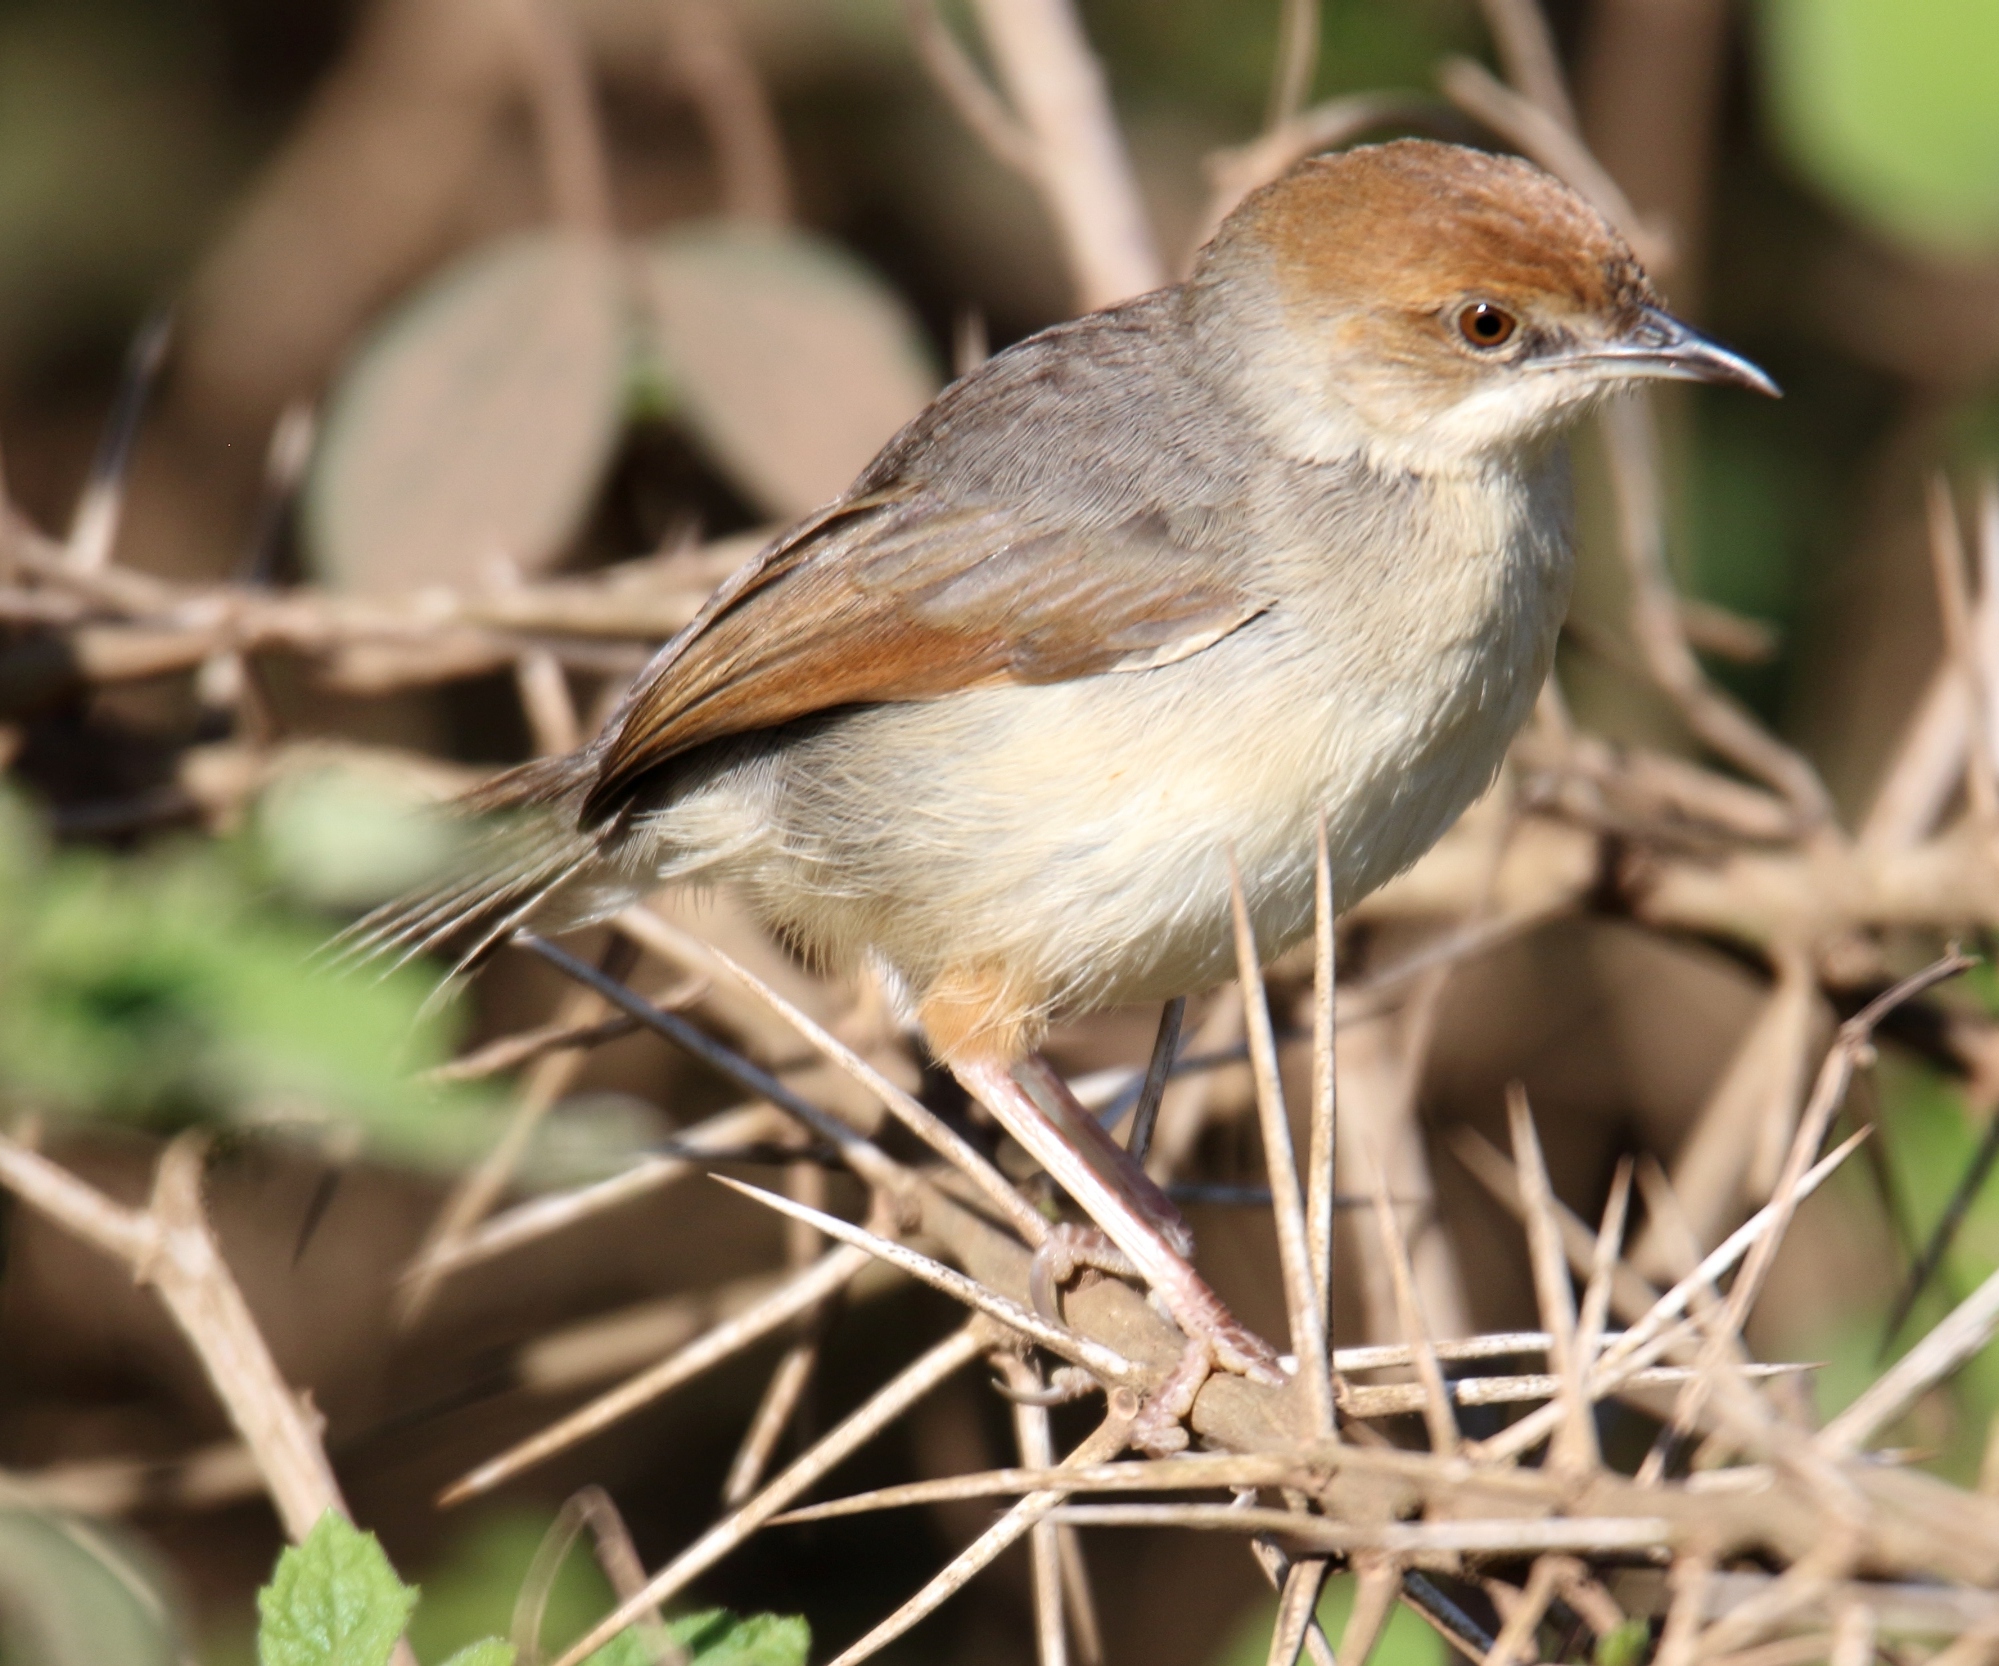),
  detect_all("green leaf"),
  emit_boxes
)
[671,1610,812,1666]
[1759,0,1999,253]
[438,1642,516,1666]
[306,229,627,592]
[578,1611,810,1666]
[635,223,936,518]
[257,1512,418,1666]
[1595,1617,1652,1666]
[580,1631,671,1666]
[0,802,503,1167]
